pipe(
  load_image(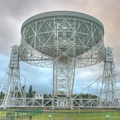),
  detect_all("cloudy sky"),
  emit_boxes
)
[0,0,120,94]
